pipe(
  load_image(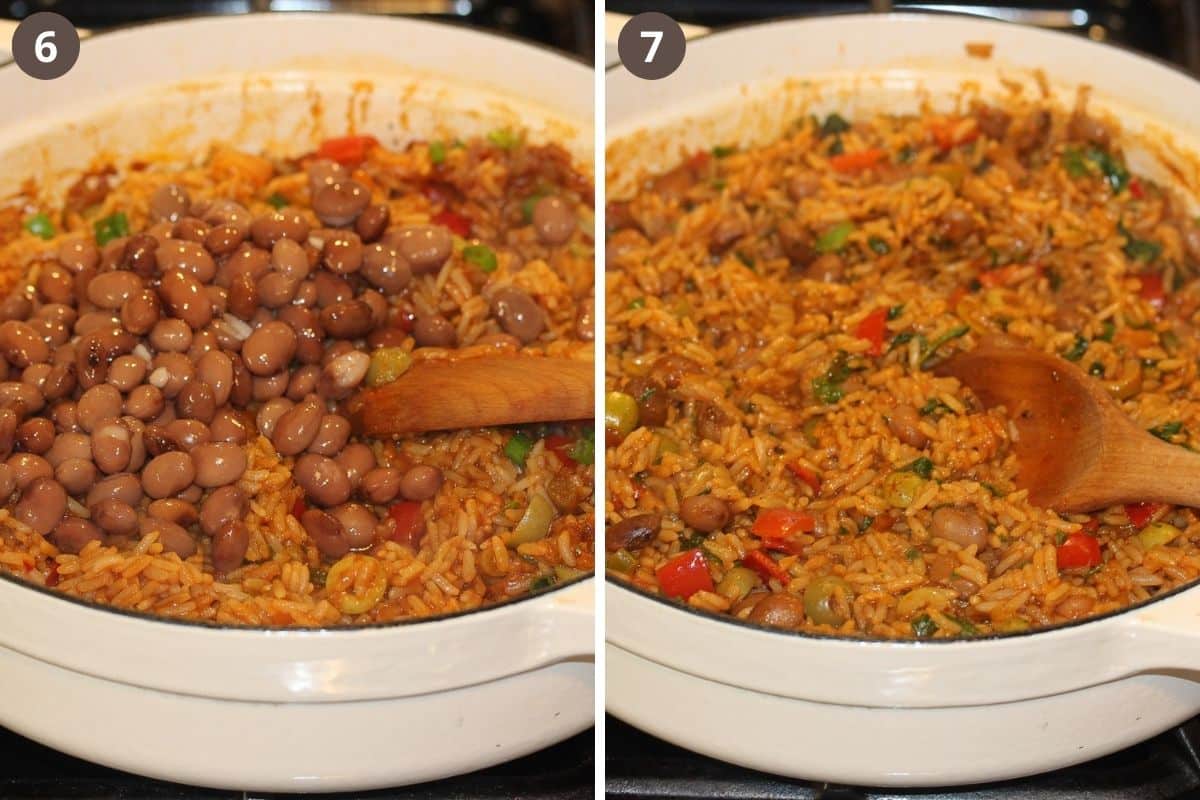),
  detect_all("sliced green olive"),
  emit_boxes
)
[606,549,638,574]
[1138,521,1180,550]
[803,575,854,626]
[882,470,928,508]
[366,347,413,387]
[715,566,760,602]
[506,494,556,545]
[605,391,639,436]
